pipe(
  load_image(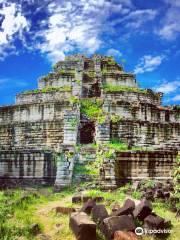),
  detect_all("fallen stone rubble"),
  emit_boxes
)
[69,212,97,240]
[69,194,172,240]
[131,180,179,213]
[131,181,173,202]
[72,194,104,203]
